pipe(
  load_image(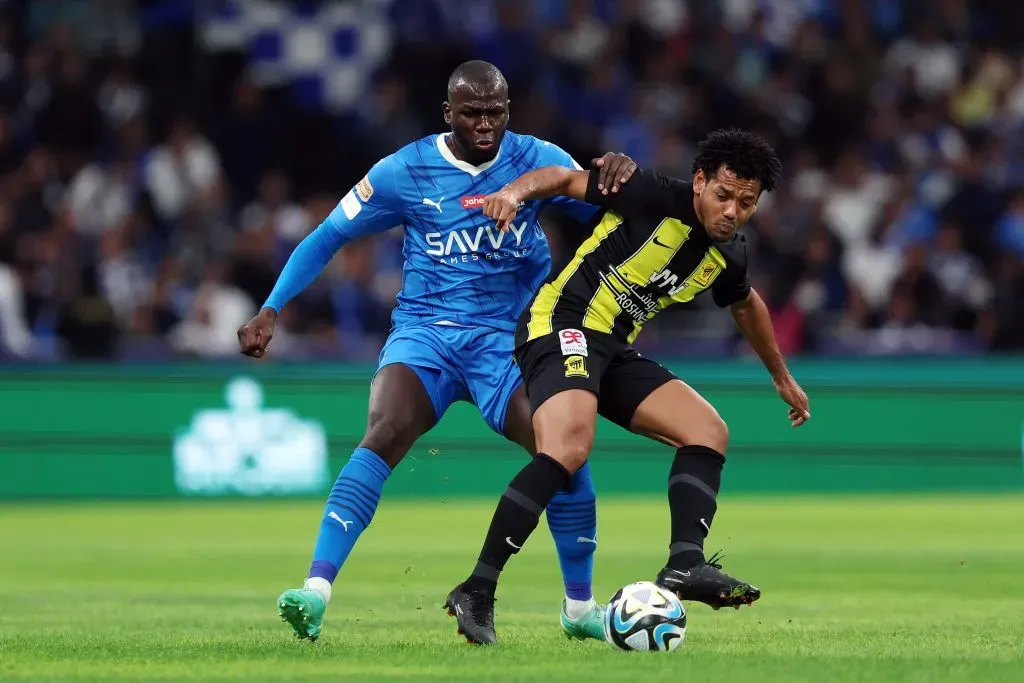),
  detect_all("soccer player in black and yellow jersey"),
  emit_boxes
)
[445,129,811,644]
